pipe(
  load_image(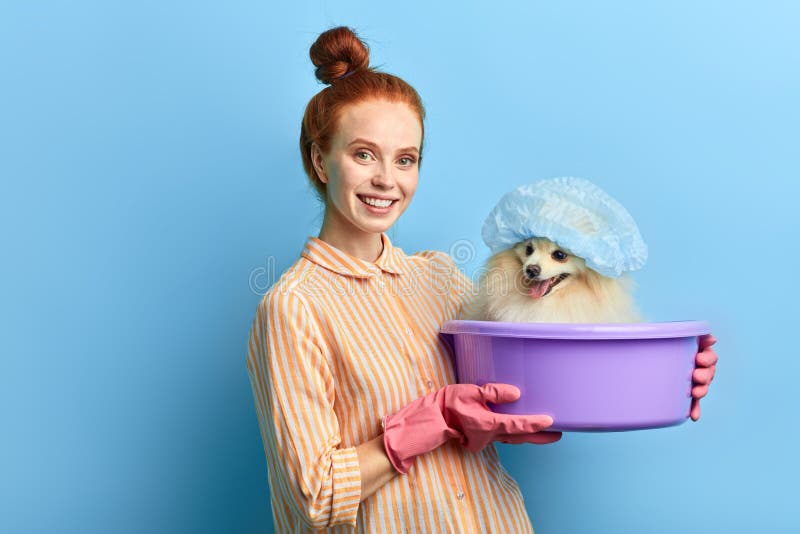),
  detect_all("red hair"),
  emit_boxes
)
[300,26,426,203]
